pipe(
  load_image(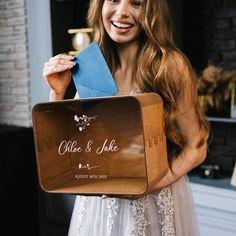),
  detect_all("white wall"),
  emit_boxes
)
[191,183,236,236]
[26,0,52,110]
[0,0,31,127]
